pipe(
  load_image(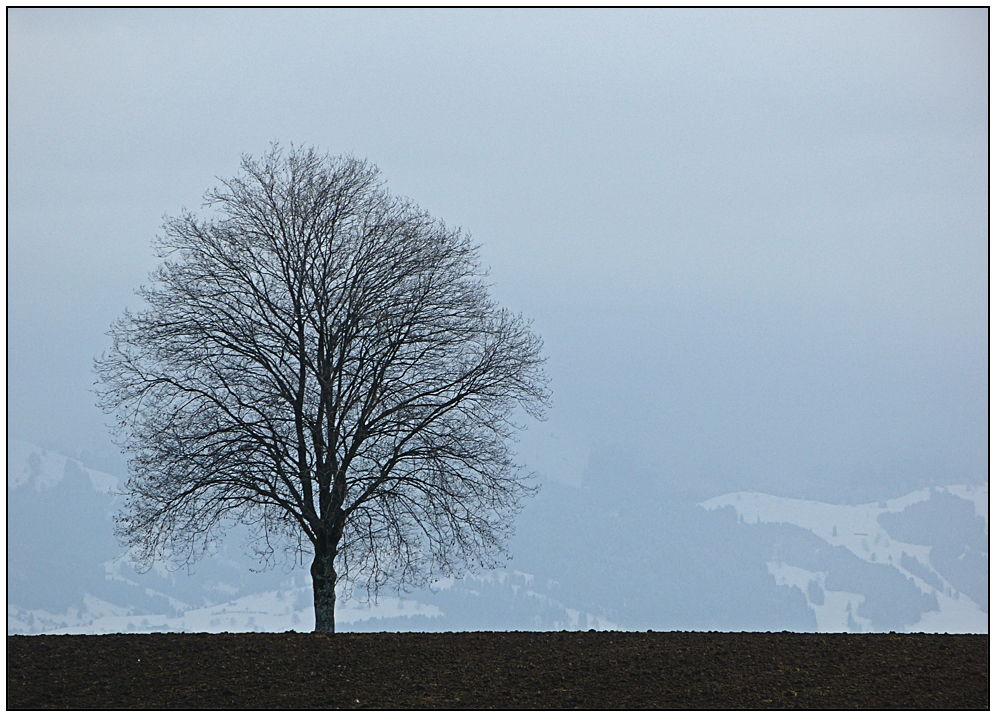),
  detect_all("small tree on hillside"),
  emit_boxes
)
[95,145,550,632]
